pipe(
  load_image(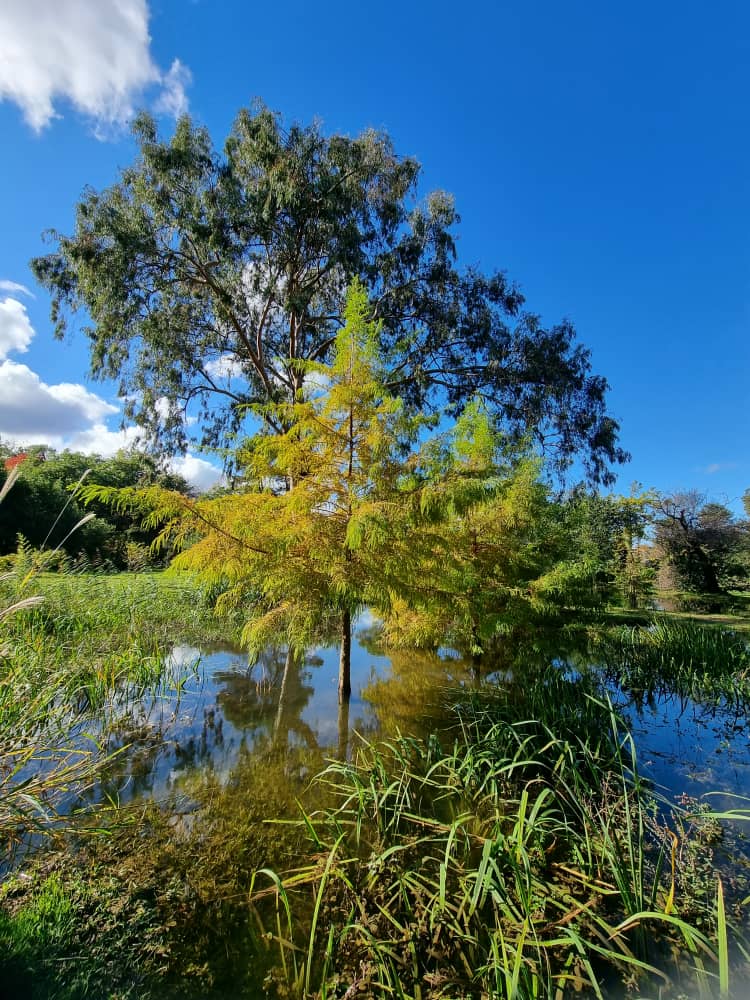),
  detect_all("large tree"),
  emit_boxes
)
[32,102,627,484]
[654,492,747,594]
